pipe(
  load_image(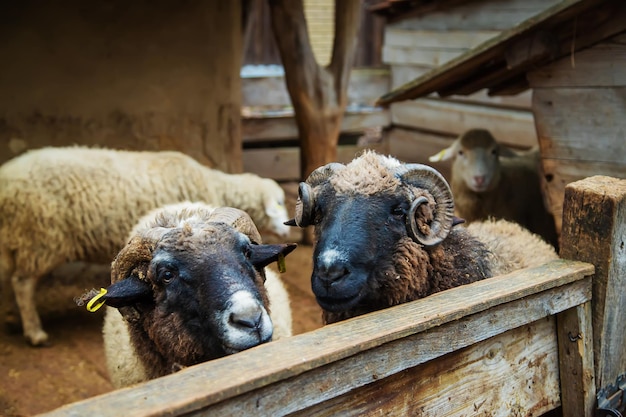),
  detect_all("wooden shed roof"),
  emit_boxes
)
[376,0,626,106]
